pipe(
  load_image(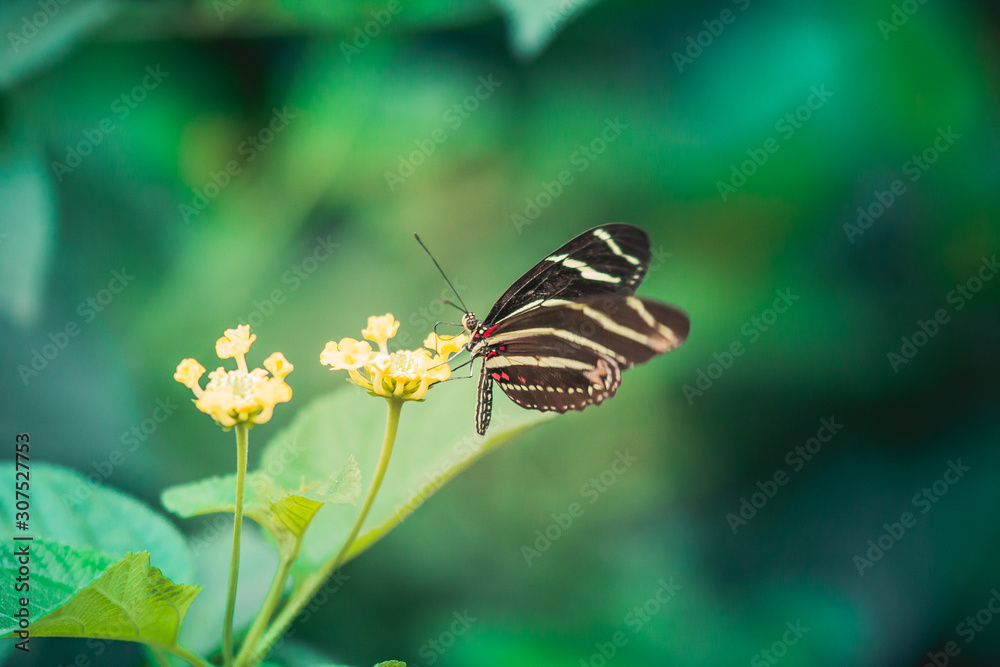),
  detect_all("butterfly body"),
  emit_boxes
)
[459,224,690,435]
